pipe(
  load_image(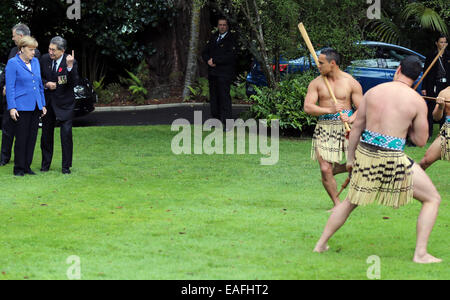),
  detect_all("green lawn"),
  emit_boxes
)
[0,125,448,280]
